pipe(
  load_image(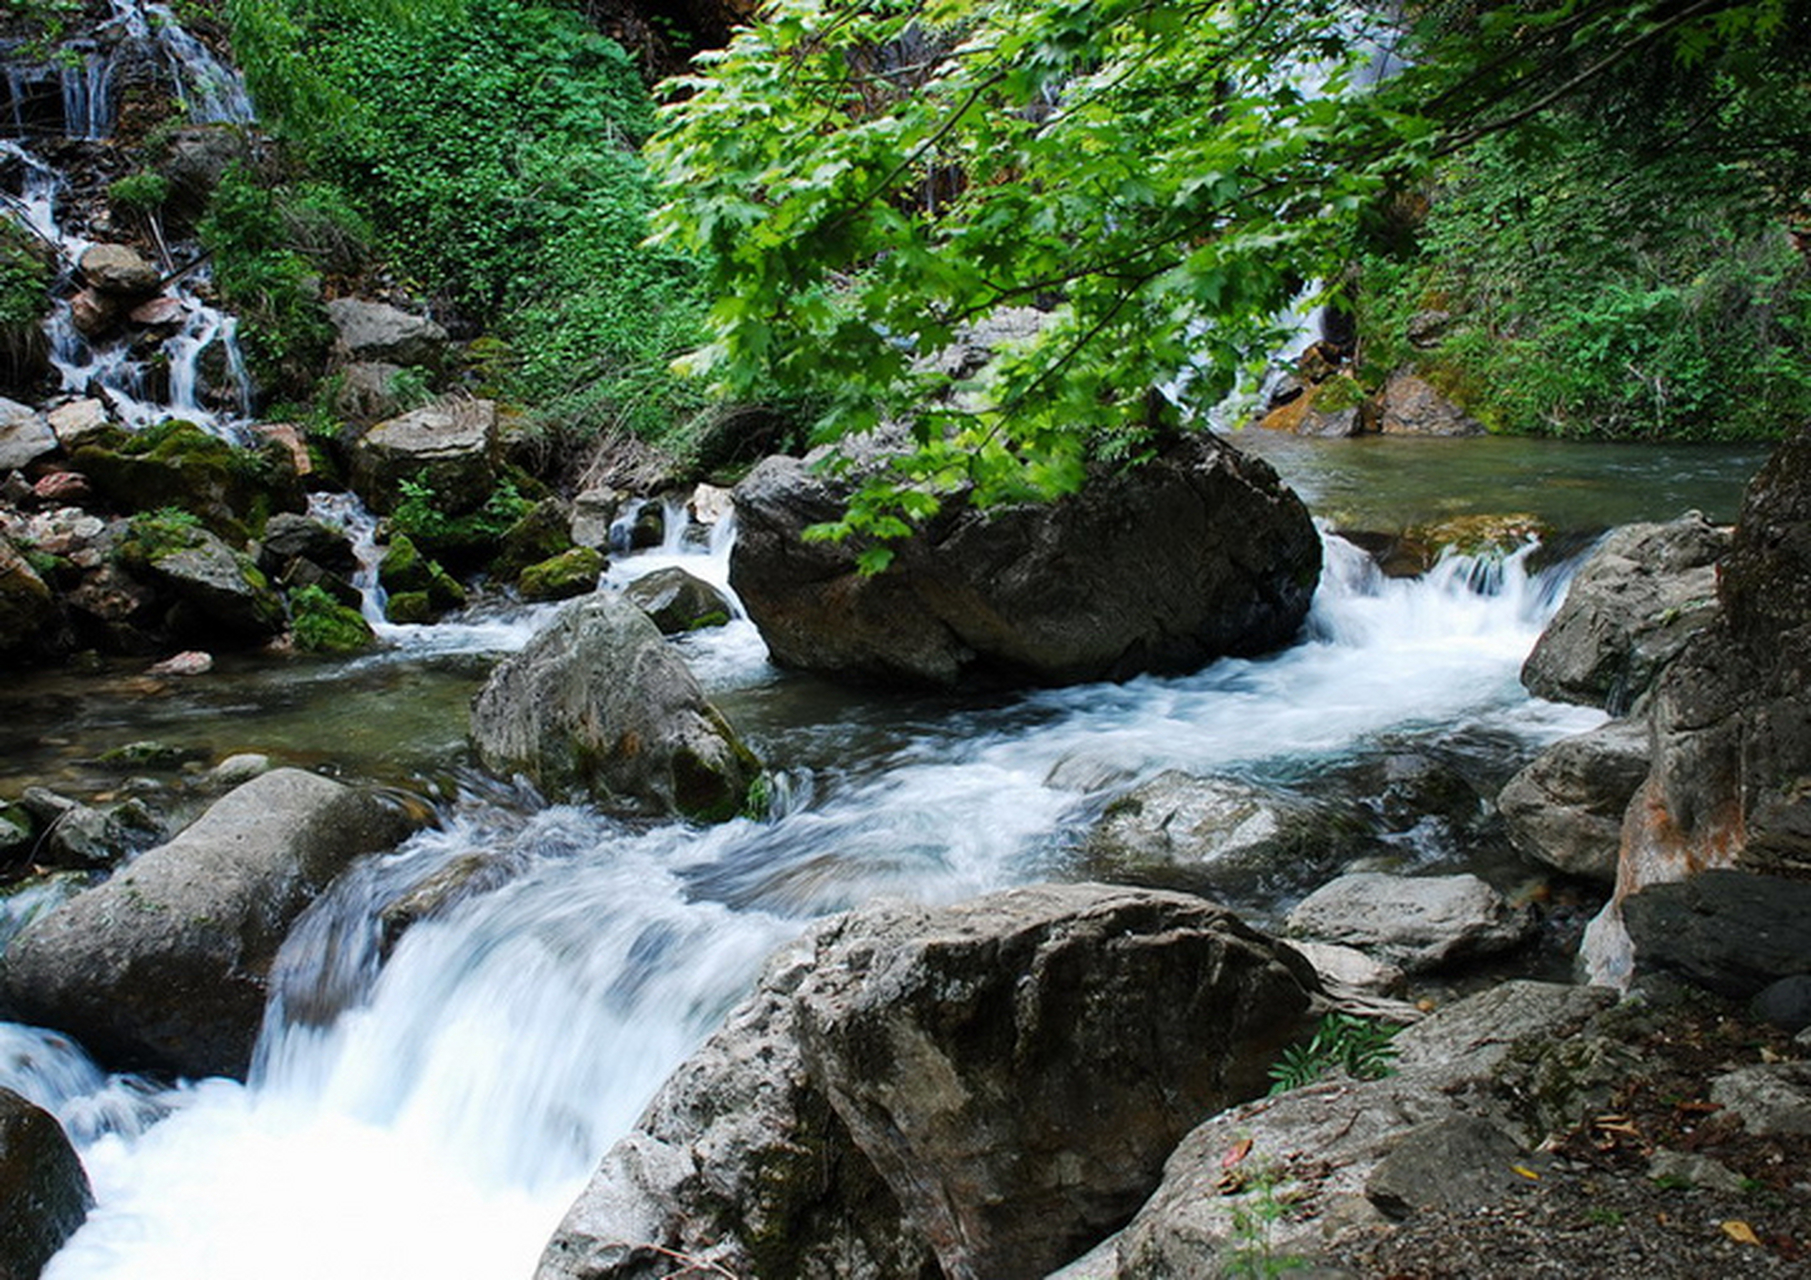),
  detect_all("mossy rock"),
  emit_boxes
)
[377,534,430,594]
[73,421,305,543]
[116,512,287,642]
[0,803,34,860]
[491,498,575,582]
[426,562,467,613]
[518,547,603,602]
[289,584,376,654]
[385,591,433,625]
